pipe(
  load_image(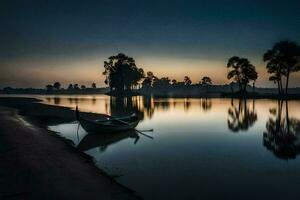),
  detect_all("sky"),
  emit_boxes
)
[1,0,300,88]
